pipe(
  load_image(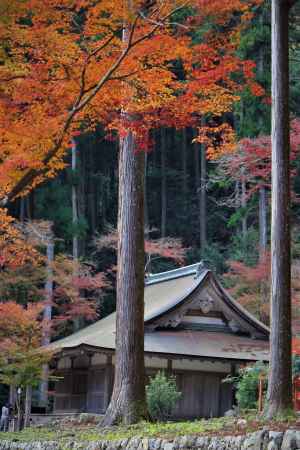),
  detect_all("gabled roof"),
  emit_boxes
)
[51,262,269,362]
